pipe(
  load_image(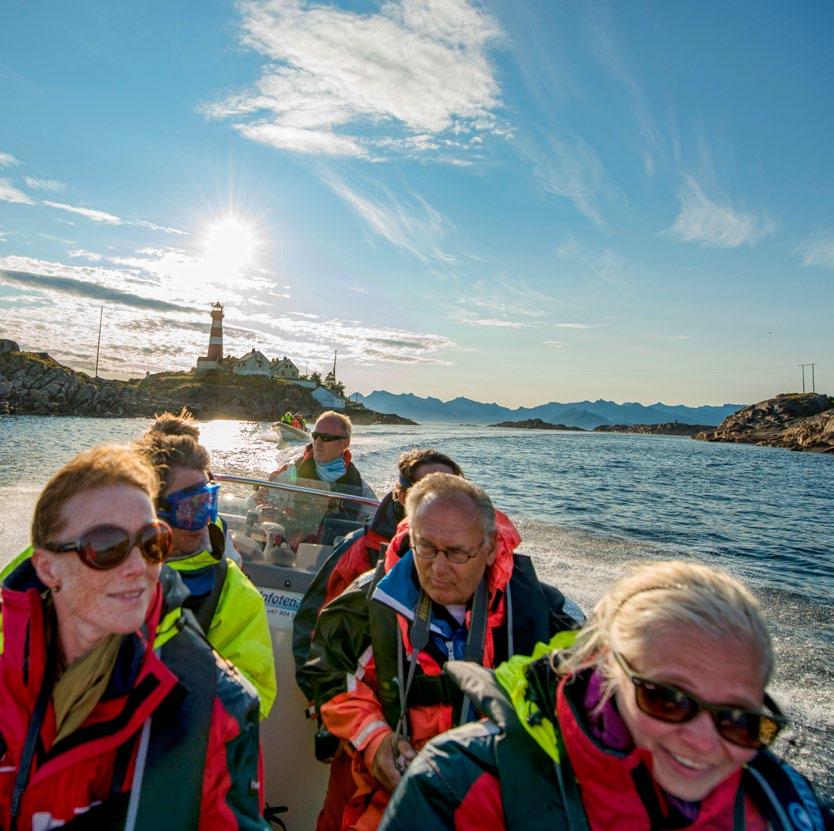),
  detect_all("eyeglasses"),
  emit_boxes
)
[311,431,347,443]
[47,521,172,571]
[412,535,486,565]
[611,650,784,750]
[157,481,219,531]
